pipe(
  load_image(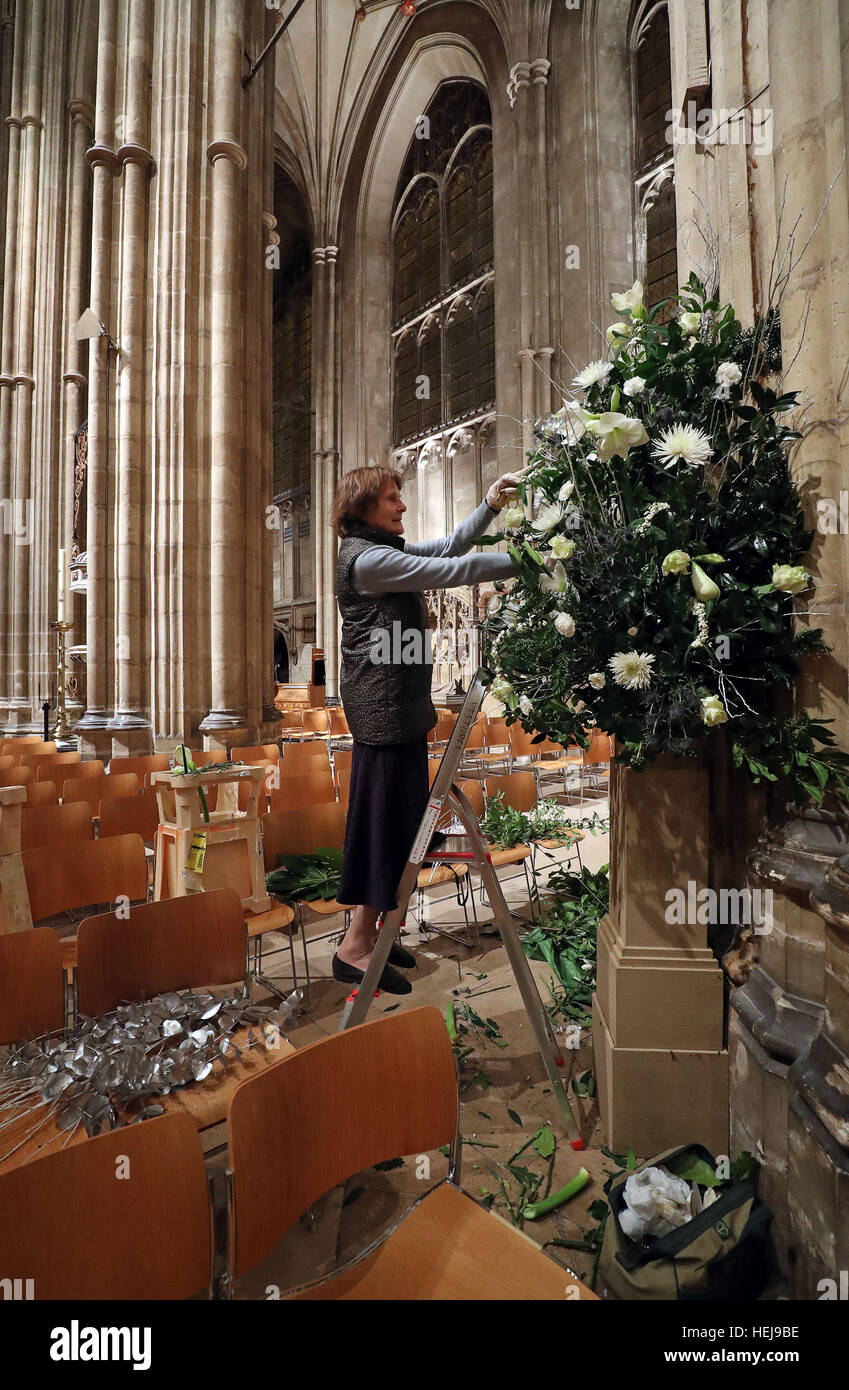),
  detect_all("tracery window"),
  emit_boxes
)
[391,81,495,446]
[632,4,678,320]
[272,234,312,496]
